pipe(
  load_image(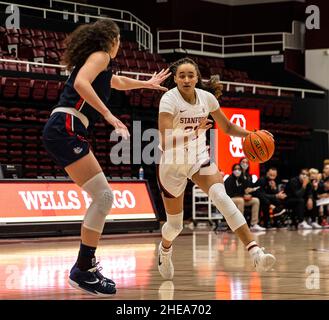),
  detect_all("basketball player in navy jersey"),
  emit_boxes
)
[42,19,170,296]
